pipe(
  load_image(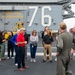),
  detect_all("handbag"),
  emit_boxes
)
[32,42,37,46]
